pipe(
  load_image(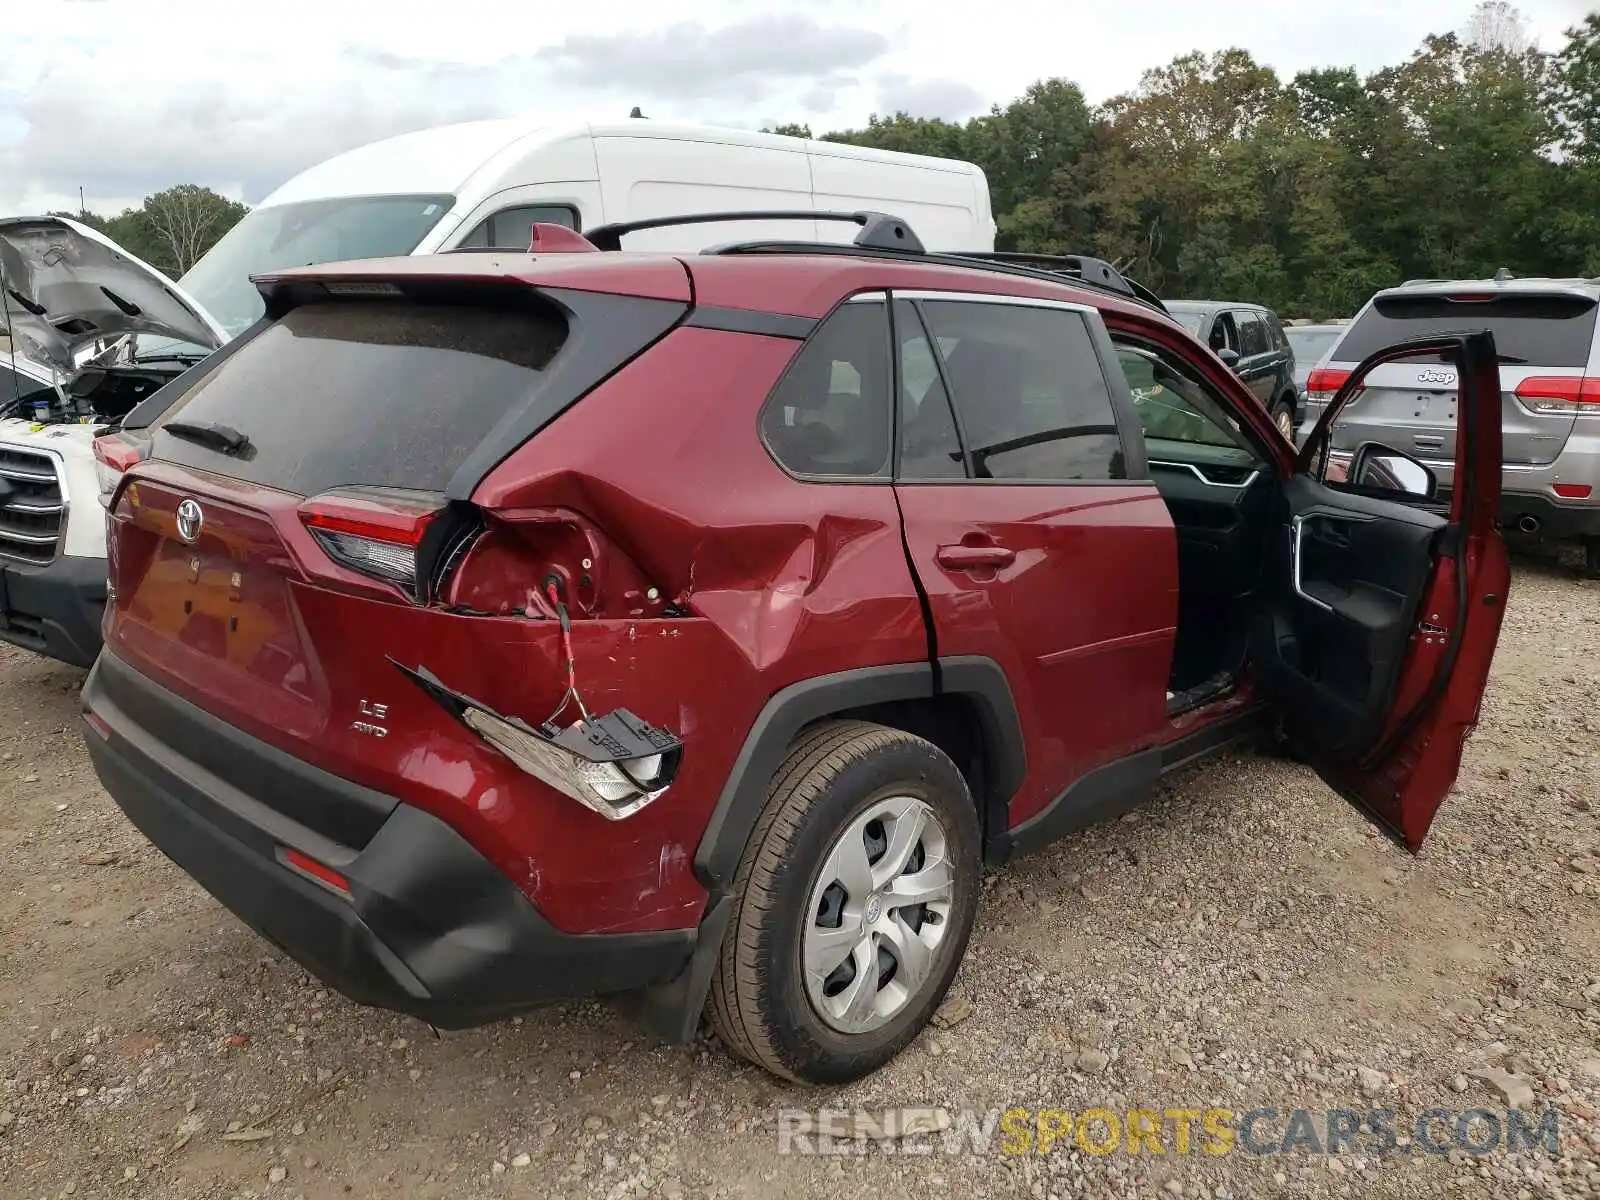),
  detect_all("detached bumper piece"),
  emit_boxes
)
[81,652,695,1029]
[392,661,683,821]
